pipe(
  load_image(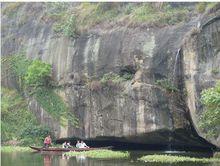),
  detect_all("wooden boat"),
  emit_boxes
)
[29,146,113,152]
